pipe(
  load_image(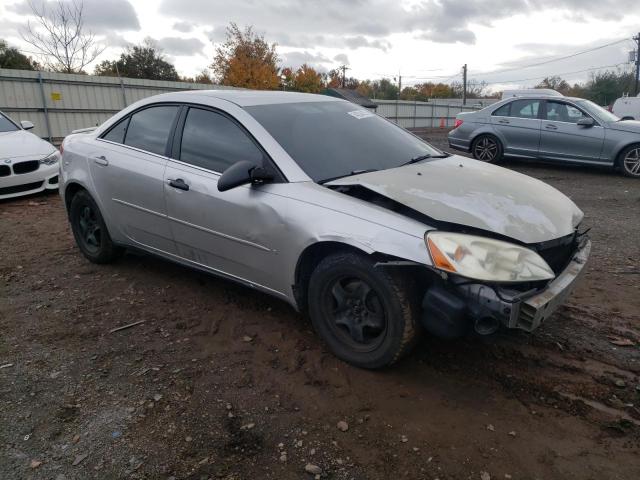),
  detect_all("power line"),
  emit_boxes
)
[480,62,630,86]
[471,38,629,77]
